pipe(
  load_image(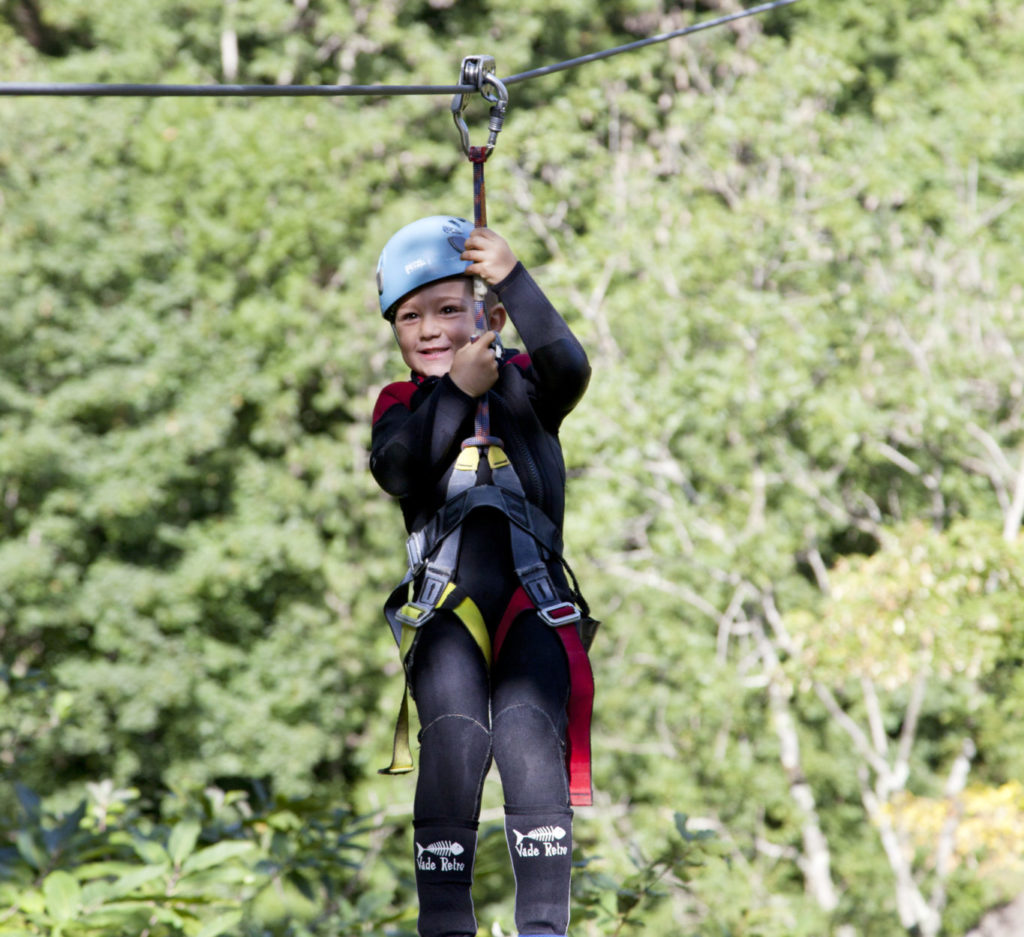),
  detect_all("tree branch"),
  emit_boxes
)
[754,607,838,911]
[929,737,976,918]
[814,683,891,779]
[895,666,929,780]
[1002,451,1024,542]
[861,676,889,762]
